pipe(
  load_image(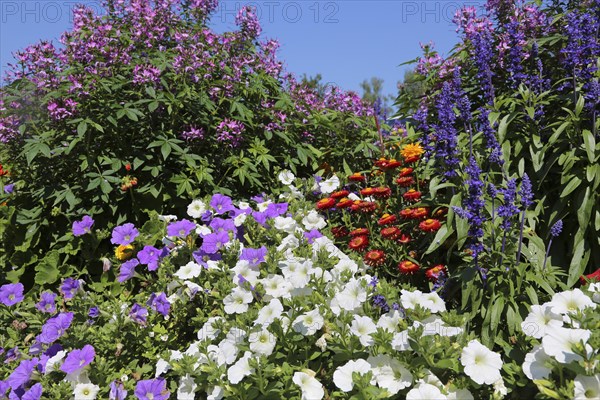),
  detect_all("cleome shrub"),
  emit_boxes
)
[0,0,377,284]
